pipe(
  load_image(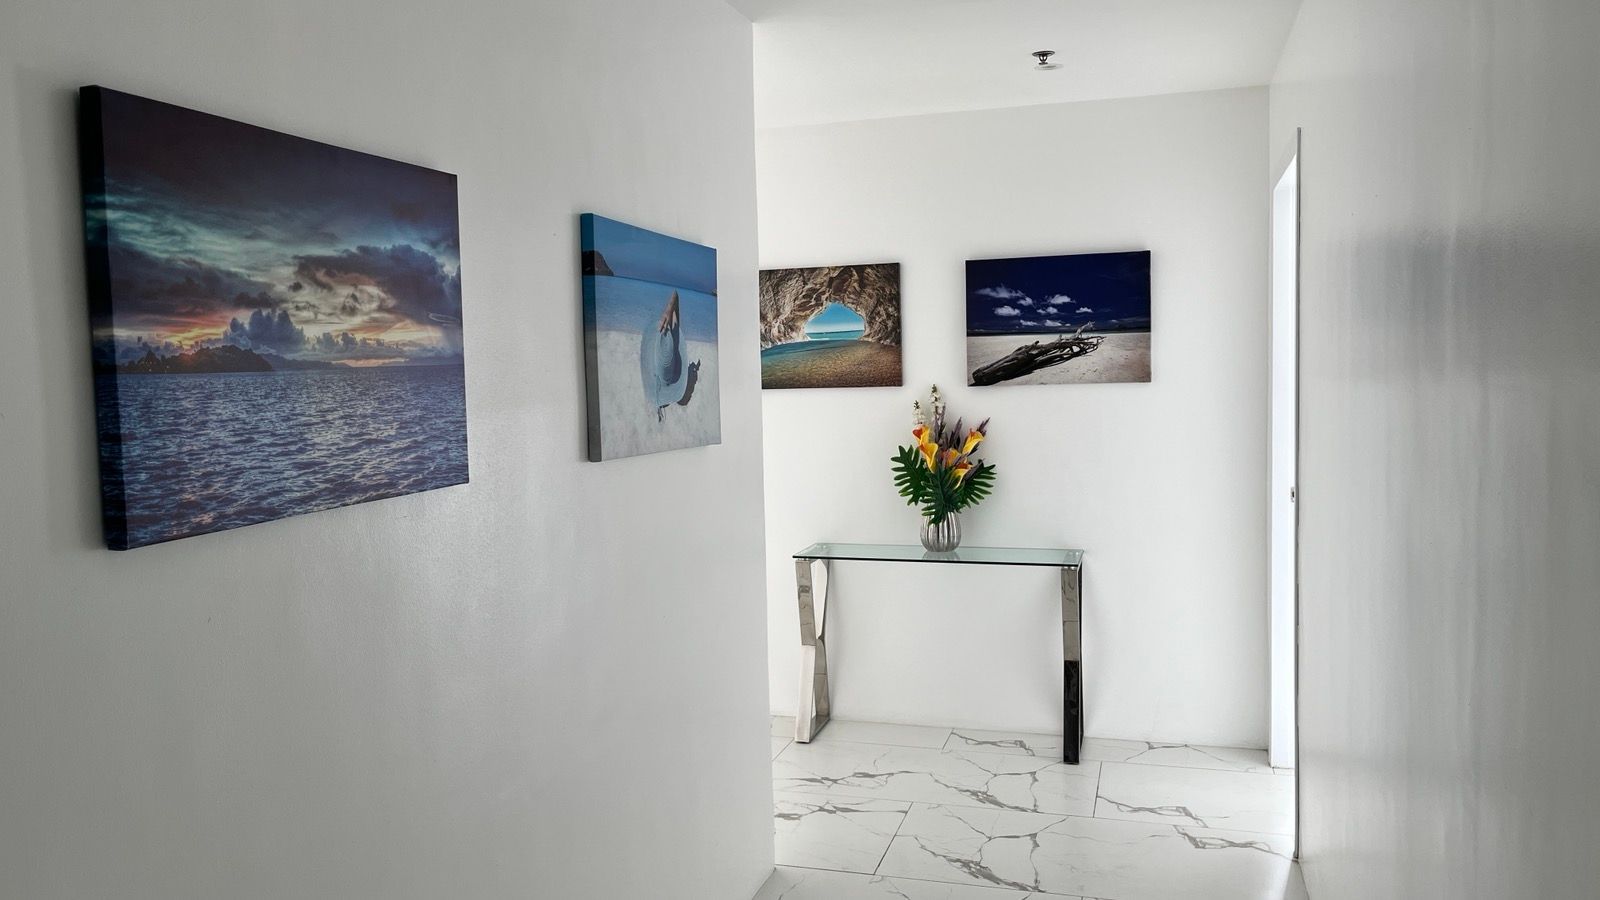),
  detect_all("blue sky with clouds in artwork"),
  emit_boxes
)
[966,251,1151,335]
